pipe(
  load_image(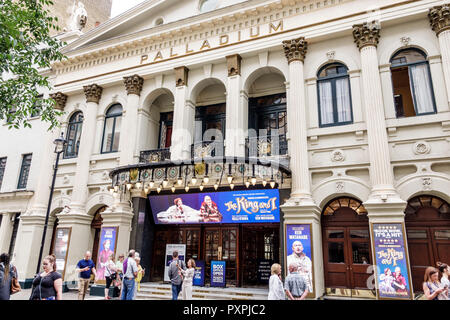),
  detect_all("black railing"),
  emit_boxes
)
[139,148,171,163]
[191,140,225,159]
[246,134,288,158]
